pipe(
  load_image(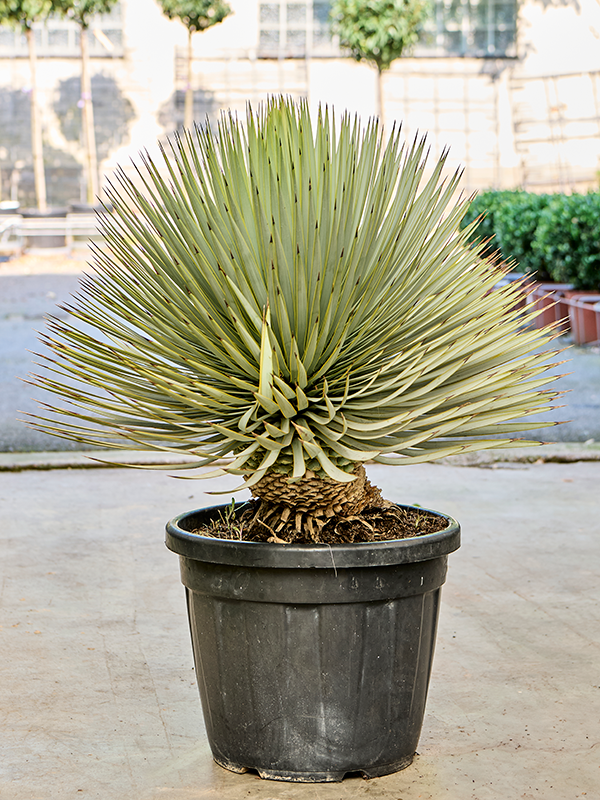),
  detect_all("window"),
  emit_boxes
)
[0,3,123,58]
[258,0,336,57]
[417,0,517,57]
[256,0,516,60]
